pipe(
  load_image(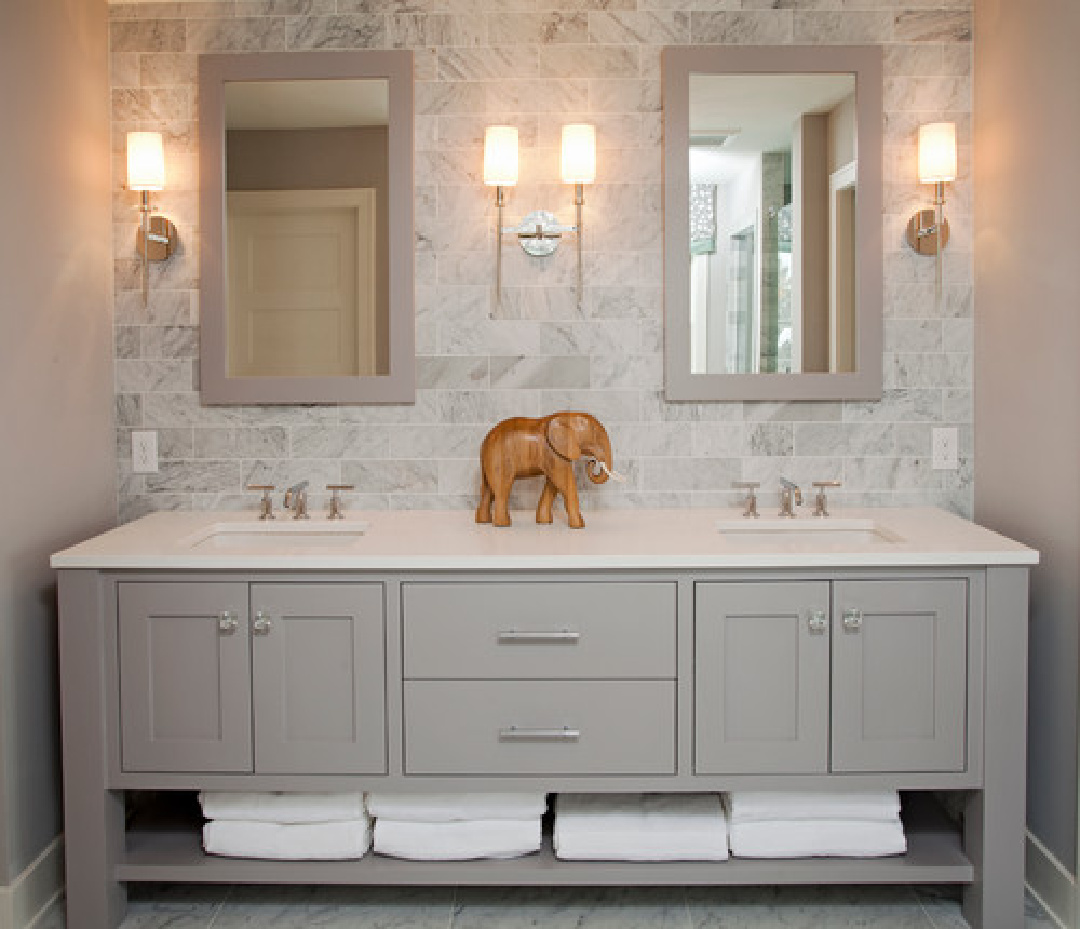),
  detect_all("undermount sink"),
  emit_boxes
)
[716,518,903,546]
[185,521,369,551]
